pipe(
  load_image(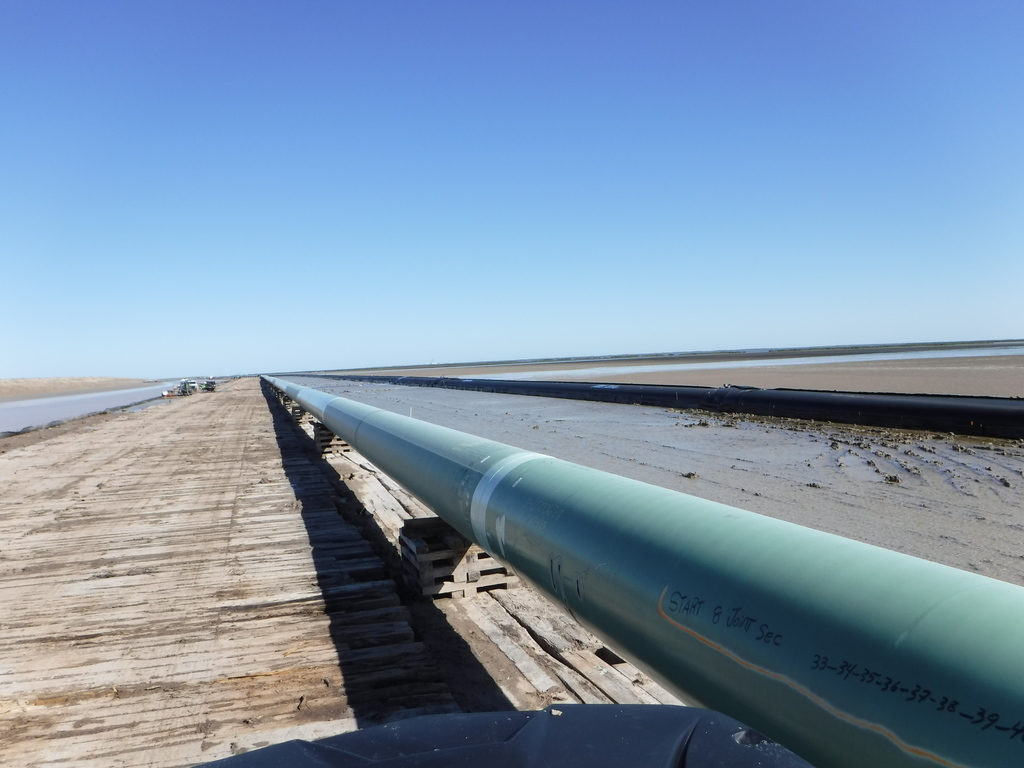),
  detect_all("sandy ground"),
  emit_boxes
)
[341,353,1024,398]
[290,376,1024,589]
[573,355,1024,398]
[0,377,149,401]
